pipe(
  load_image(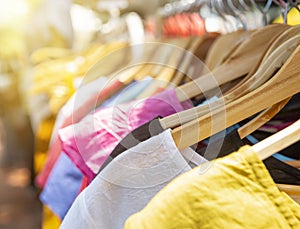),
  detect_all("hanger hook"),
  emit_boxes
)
[238,0,260,29]
[249,0,273,26]
[209,0,228,29]
[239,0,251,12]
[212,0,226,20]
[219,0,242,31]
[272,0,290,24]
[278,0,300,24]
[289,0,300,13]
[227,0,248,30]
[215,0,236,31]
[220,0,243,30]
